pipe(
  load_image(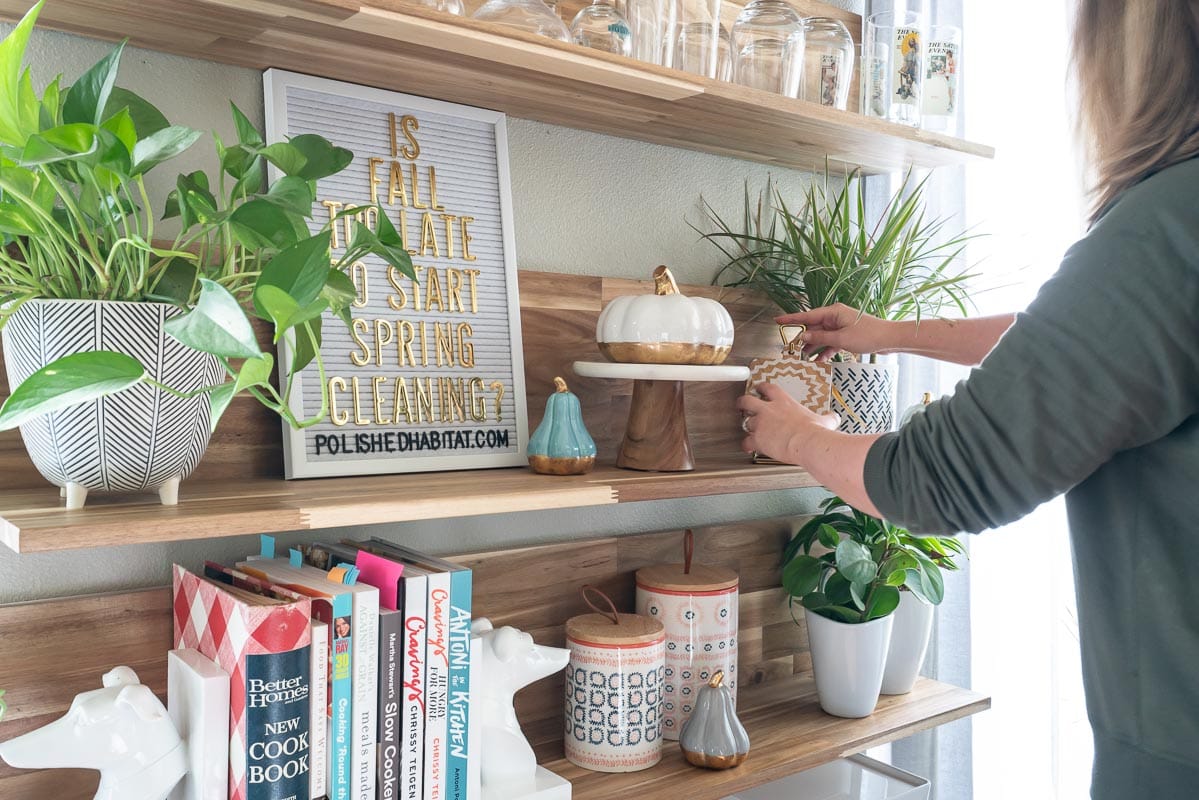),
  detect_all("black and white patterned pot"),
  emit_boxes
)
[2,300,224,508]
[831,361,897,434]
